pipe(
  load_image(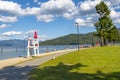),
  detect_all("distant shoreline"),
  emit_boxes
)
[0,45,78,60]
